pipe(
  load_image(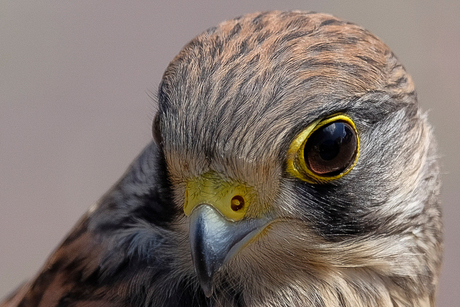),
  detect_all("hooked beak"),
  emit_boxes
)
[184,171,271,297]
[189,205,270,297]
